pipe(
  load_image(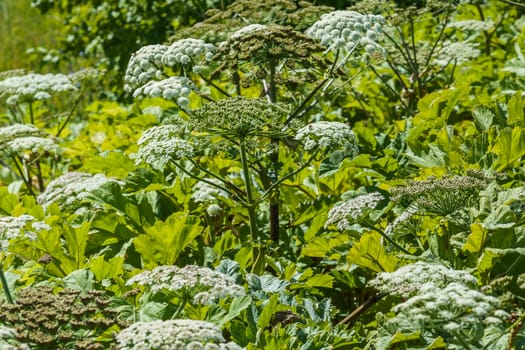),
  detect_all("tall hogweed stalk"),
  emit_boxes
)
[126,8,385,273]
